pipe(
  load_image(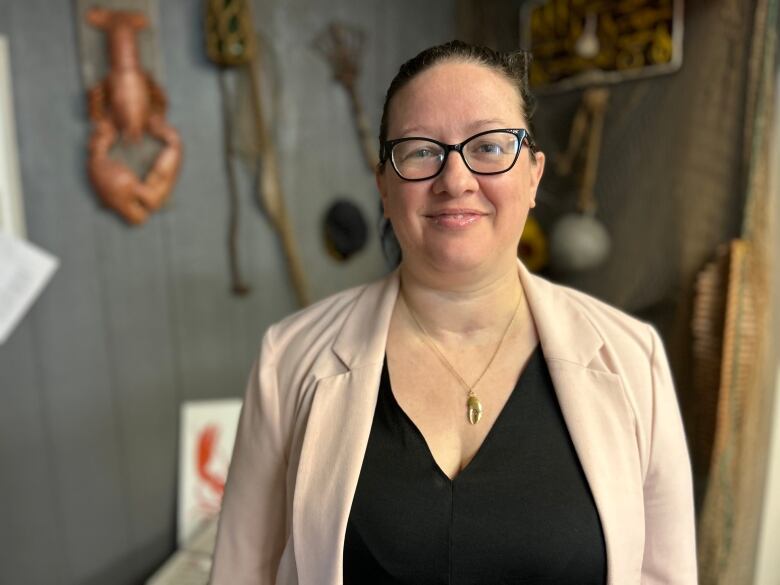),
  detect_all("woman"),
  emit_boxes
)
[210,41,697,585]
